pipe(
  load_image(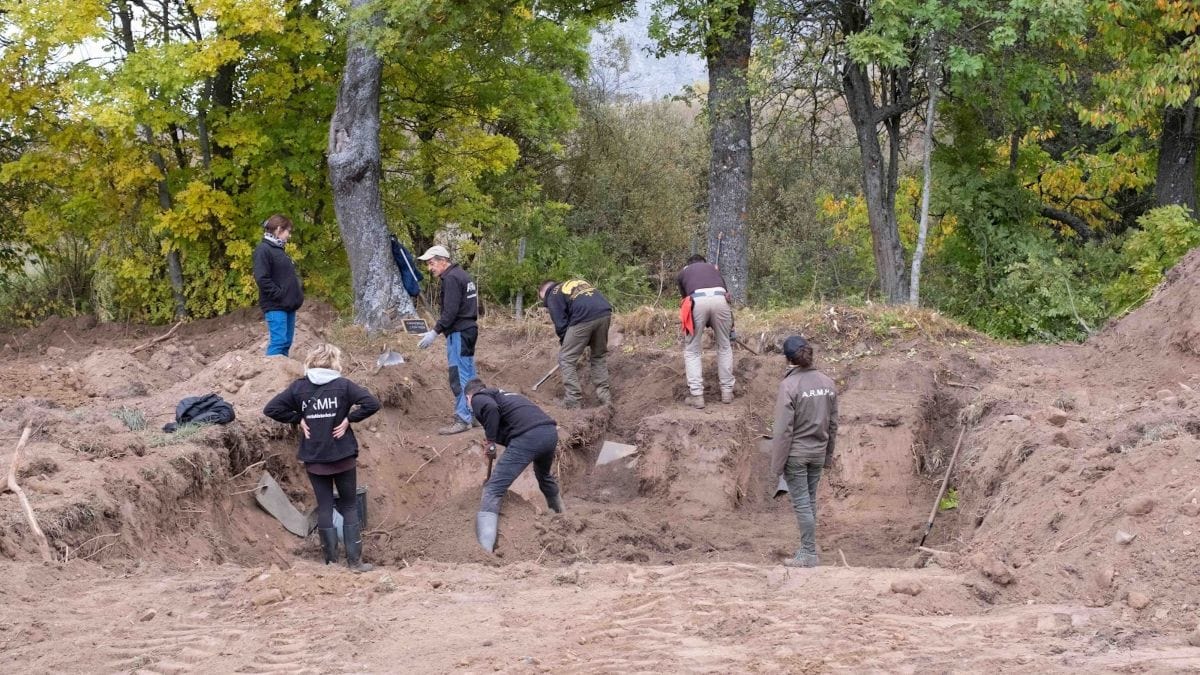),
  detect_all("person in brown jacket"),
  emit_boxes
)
[676,254,735,408]
[769,335,838,568]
